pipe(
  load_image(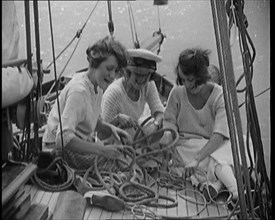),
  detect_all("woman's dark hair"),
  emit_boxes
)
[175,48,212,86]
[208,64,221,85]
[86,35,128,71]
